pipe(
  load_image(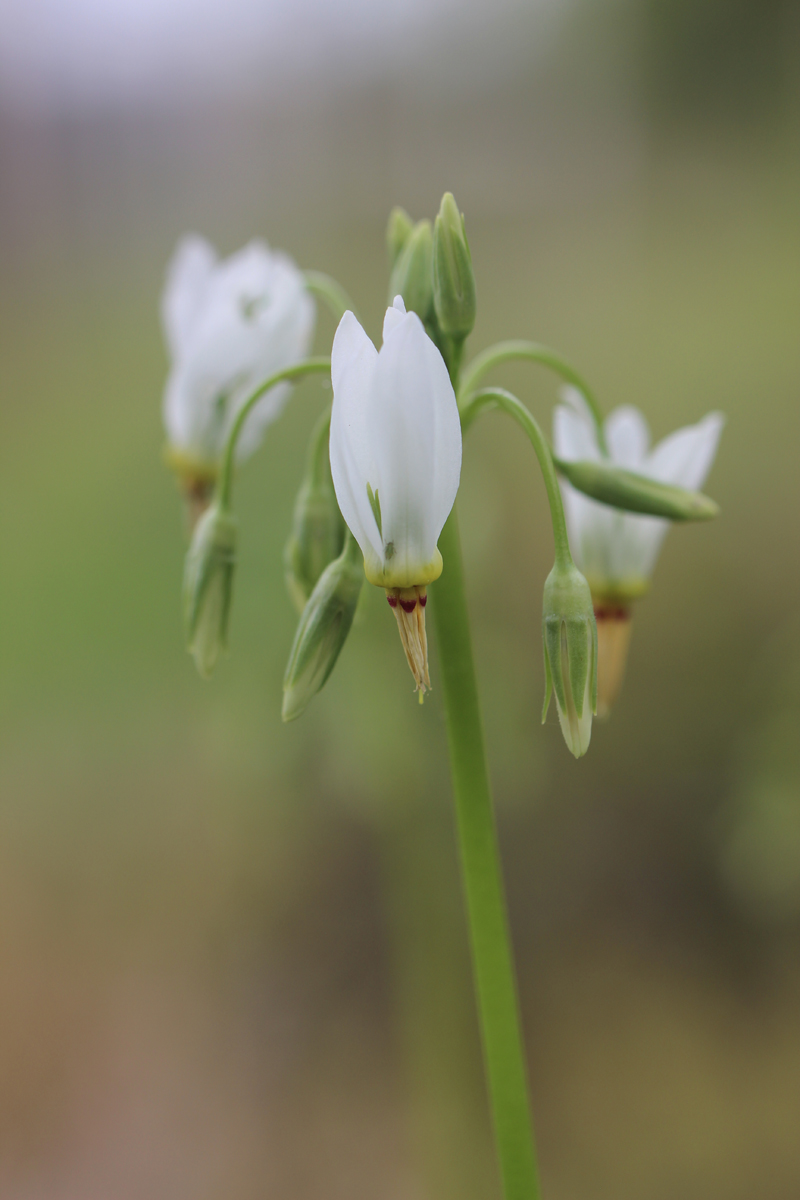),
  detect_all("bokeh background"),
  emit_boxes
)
[1,0,800,1196]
